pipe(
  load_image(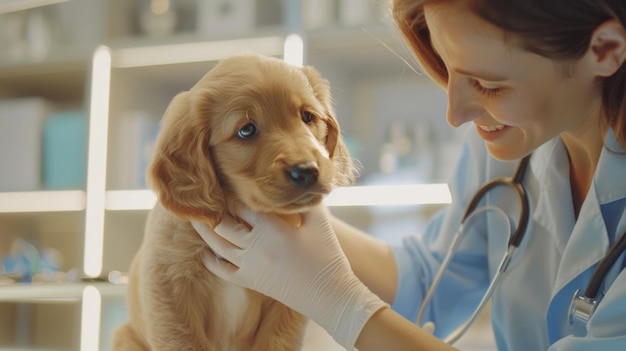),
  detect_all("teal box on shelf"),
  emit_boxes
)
[42,111,88,189]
